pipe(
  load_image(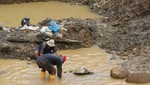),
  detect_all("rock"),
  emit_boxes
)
[110,67,129,79]
[126,73,150,83]
[27,57,31,61]
[73,67,93,75]
[111,21,120,26]
[0,69,7,75]
[109,51,118,60]
[2,27,10,32]
[0,43,13,54]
